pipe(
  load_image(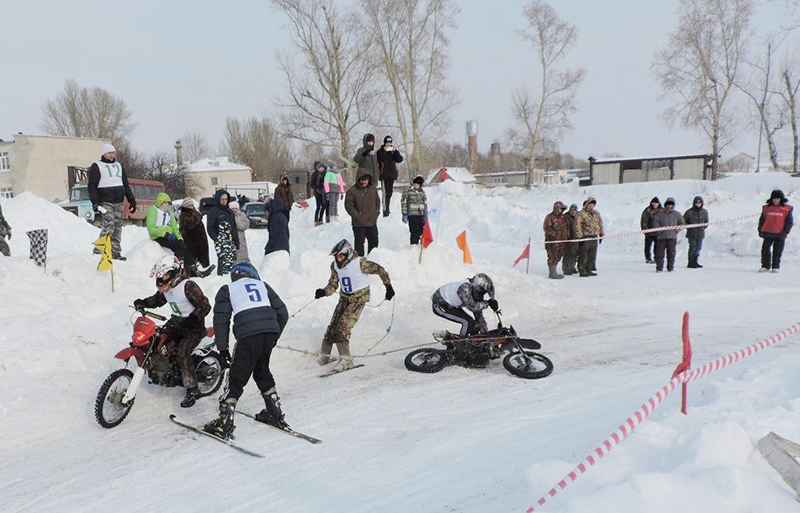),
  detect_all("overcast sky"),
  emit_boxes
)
[1,0,793,164]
